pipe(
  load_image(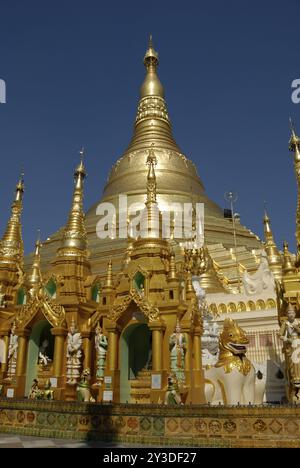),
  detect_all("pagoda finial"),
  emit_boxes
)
[282,241,295,275]
[15,172,25,202]
[289,118,300,158]
[26,234,43,297]
[0,174,25,265]
[168,249,177,280]
[144,34,159,68]
[57,150,87,257]
[75,147,87,187]
[263,203,271,234]
[105,259,113,289]
[140,35,164,99]
[262,206,282,280]
[77,147,85,175]
[149,34,153,48]
[290,117,296,136]
[124,36,180,154]
[263,200,268,222]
